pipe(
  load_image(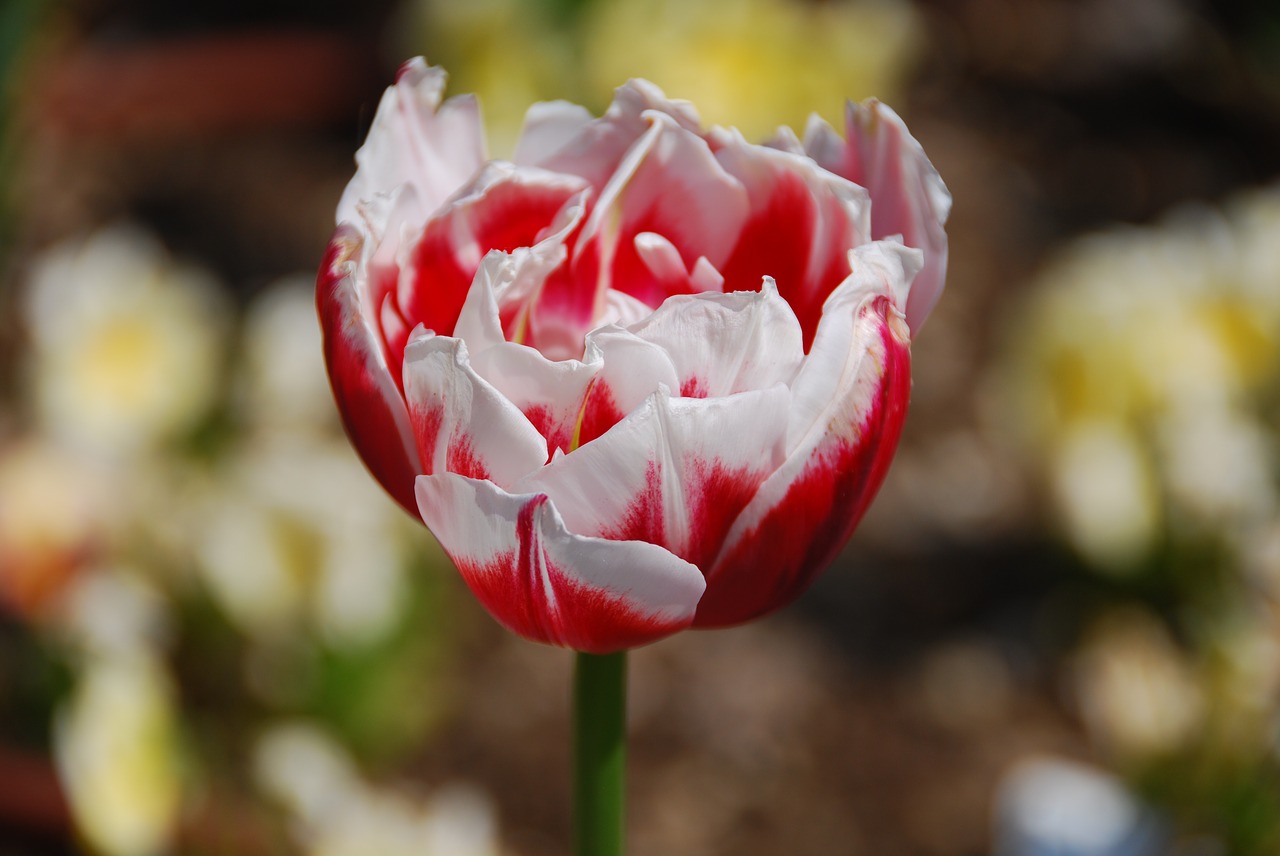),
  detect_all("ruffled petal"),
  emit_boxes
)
[805,100,951,334]
[519,386,789,572]
[416,474,706,652]
[524,79,704,188]
[316,229,422,515]
[715,129,871,347]
[620,279,805,398]
[402,333,548,487]
[338,59,486,229]
[695,241,917,626]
